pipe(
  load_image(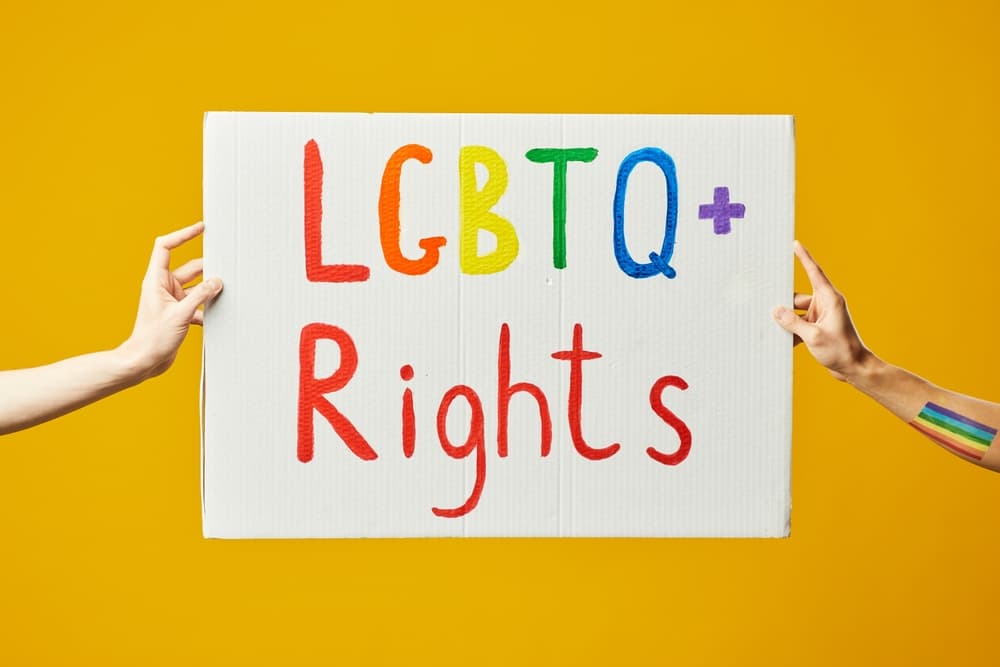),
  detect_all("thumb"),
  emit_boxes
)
[178,277,223,321]
[773,305,815,343]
